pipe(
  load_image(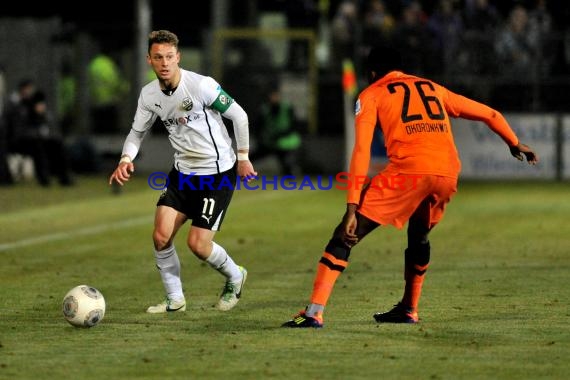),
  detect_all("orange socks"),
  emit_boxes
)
[309,252,348,306]
[401,263,429,310]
